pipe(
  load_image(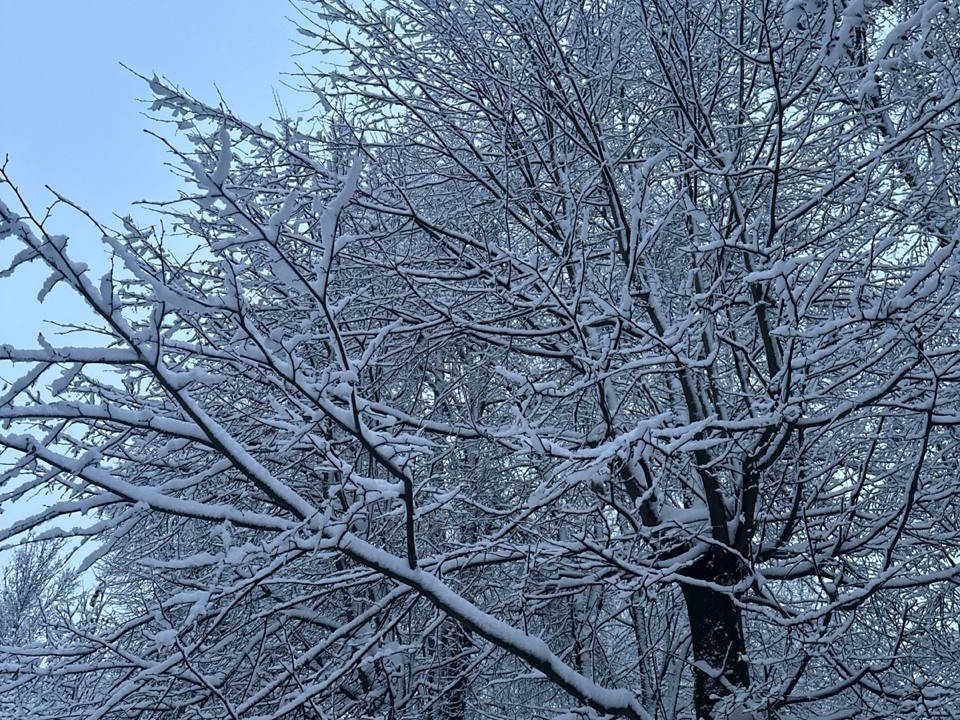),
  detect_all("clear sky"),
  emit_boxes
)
[0,1,303,347]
